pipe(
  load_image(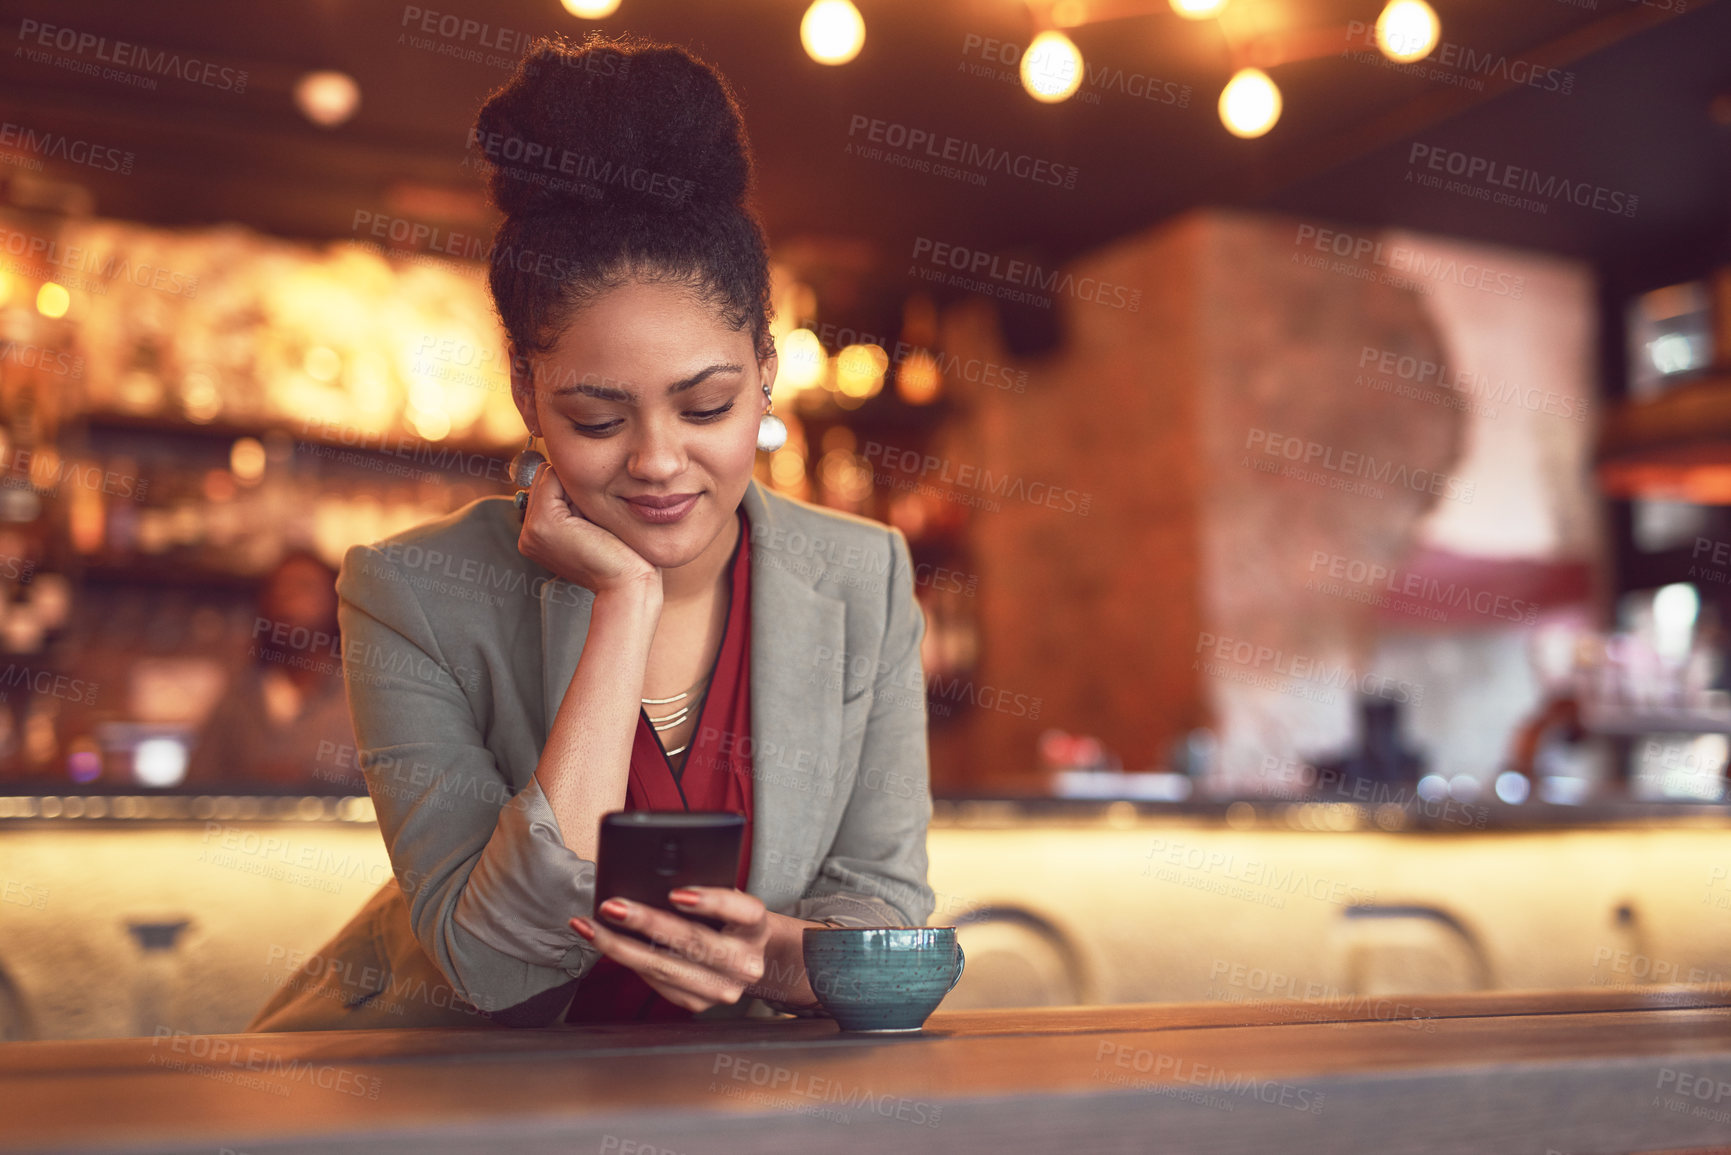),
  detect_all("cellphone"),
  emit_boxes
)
[593,811,745,942]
